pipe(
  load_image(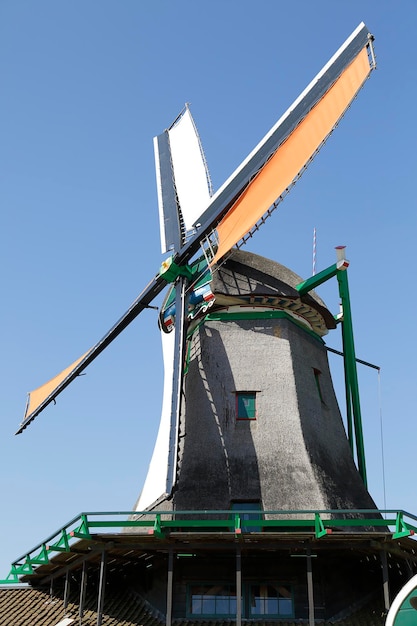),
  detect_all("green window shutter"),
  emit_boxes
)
[236,392,256,419]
